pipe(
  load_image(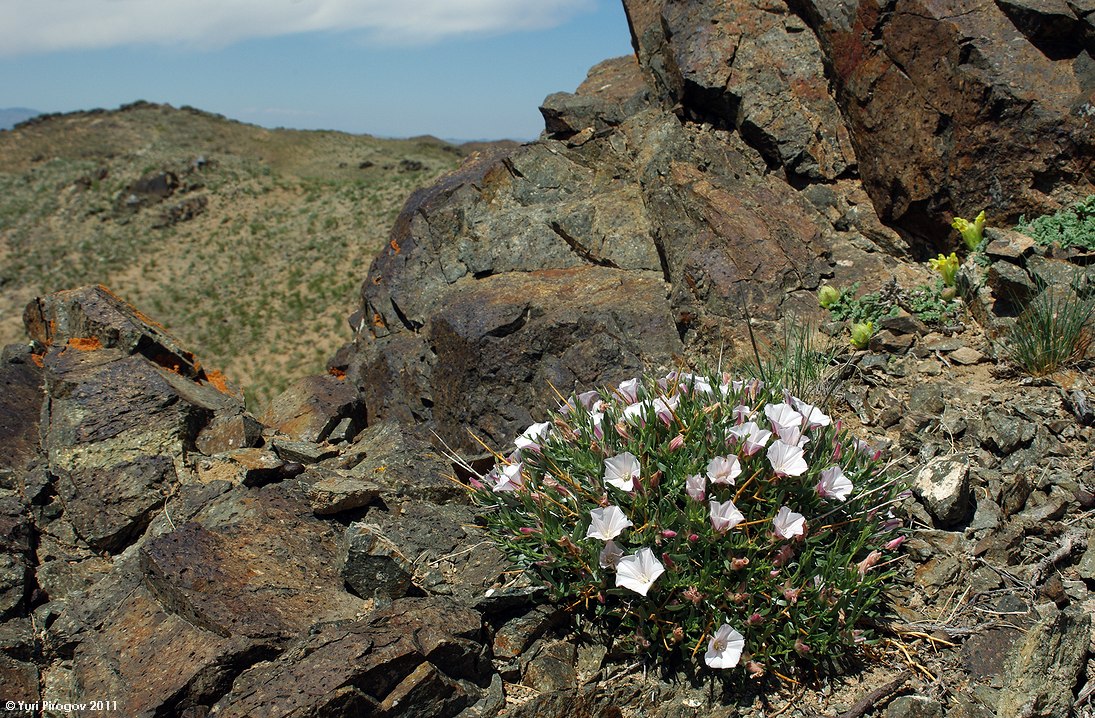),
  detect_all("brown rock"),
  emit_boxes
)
[261,373,363,444]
